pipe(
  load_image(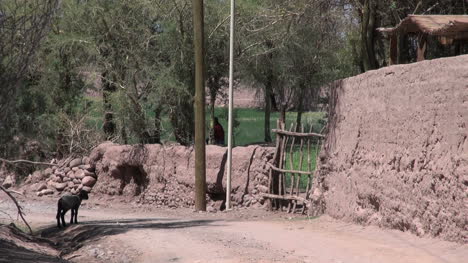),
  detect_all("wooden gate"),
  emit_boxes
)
[263,120,324,214]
